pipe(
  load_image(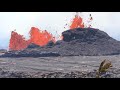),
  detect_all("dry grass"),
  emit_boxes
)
[96,59,112,78]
